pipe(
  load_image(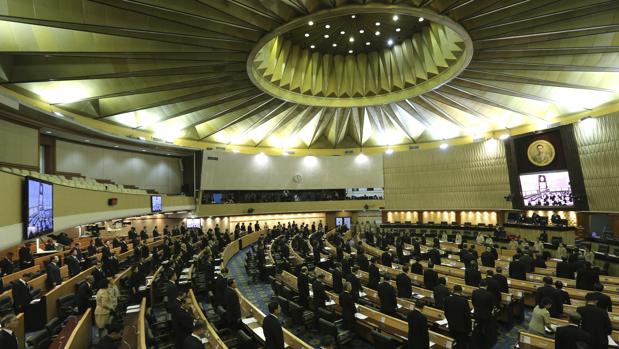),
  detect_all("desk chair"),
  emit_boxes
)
[318,318,354,348]
[371,330,400,349]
